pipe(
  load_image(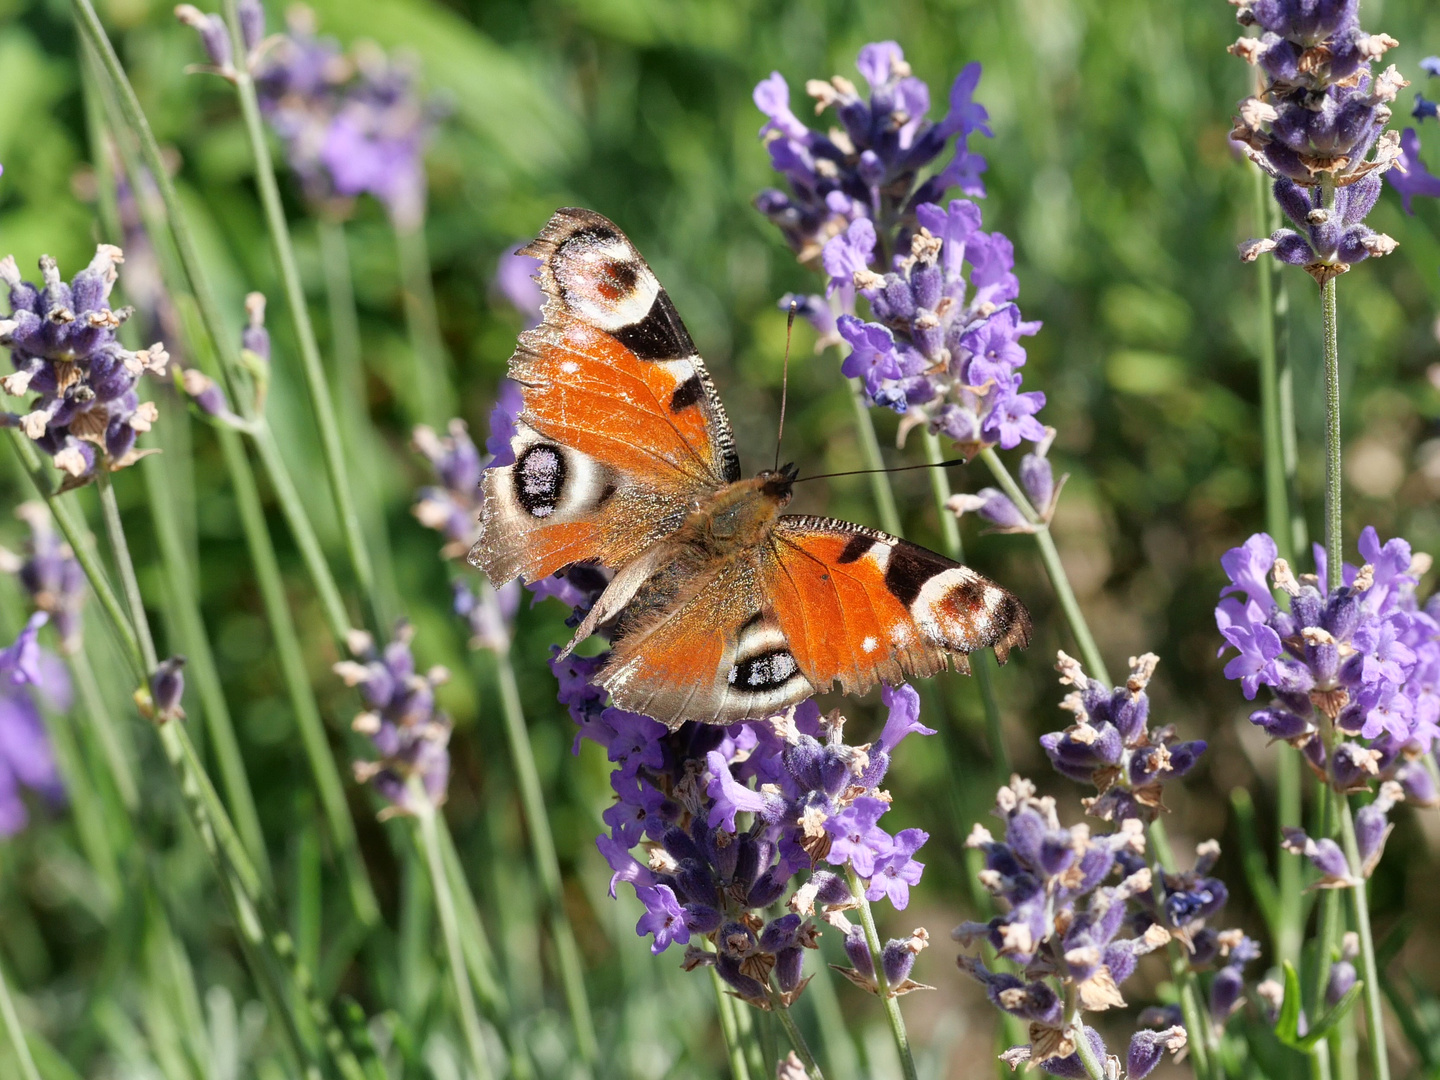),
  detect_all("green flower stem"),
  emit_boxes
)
[483,592,600,1064]
[977,448,1111,685]
[69,632,139,813]
[90,469,369,1080]
[1068,1013,1106,1080]
[845,868,917,1080]
[1254,165,1307,972]
[77,9,380,923]
[221,0,377,628]
[0,962,42,1080]
[711,969,753,1080]
[1322,268,1341,597]
[94,473,156,670]
[766,980,826,1080]
[845,380,902,536]
[219,425,379,924]
[317,217,402,629]
[393,221,456,427]
[416,800,494,1080]
[1338,798,1390,1080]
[143,449,271,881]
[923,430,1008,771]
